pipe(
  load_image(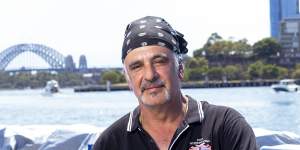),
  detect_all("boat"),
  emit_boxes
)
[45,80,60,93]
[271,79,300,92]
